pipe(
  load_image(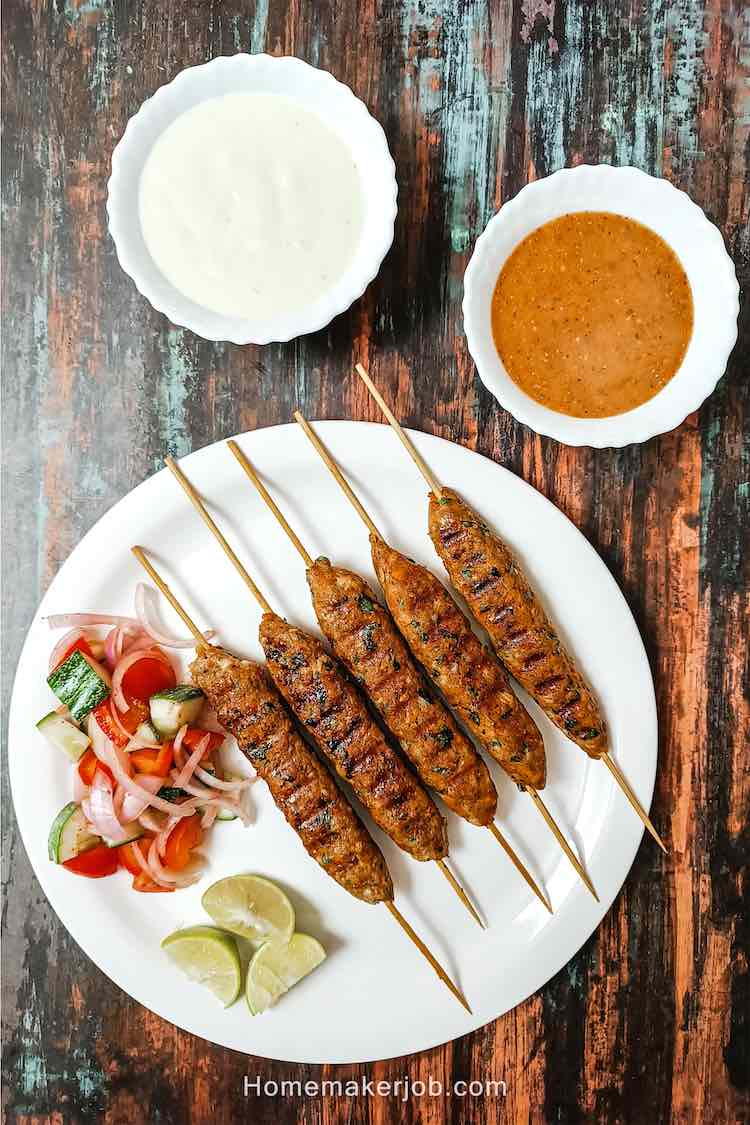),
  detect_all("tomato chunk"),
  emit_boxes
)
[63,844,118,878]
[78,748,114,787]
[164,814,203,872]
[122,654,176,703]
[118,837,151,876]
[182,729,224,755]
[91,697,148,749]
[132,872,175,893]
[56,635,94,669]
[130,742,174,777]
